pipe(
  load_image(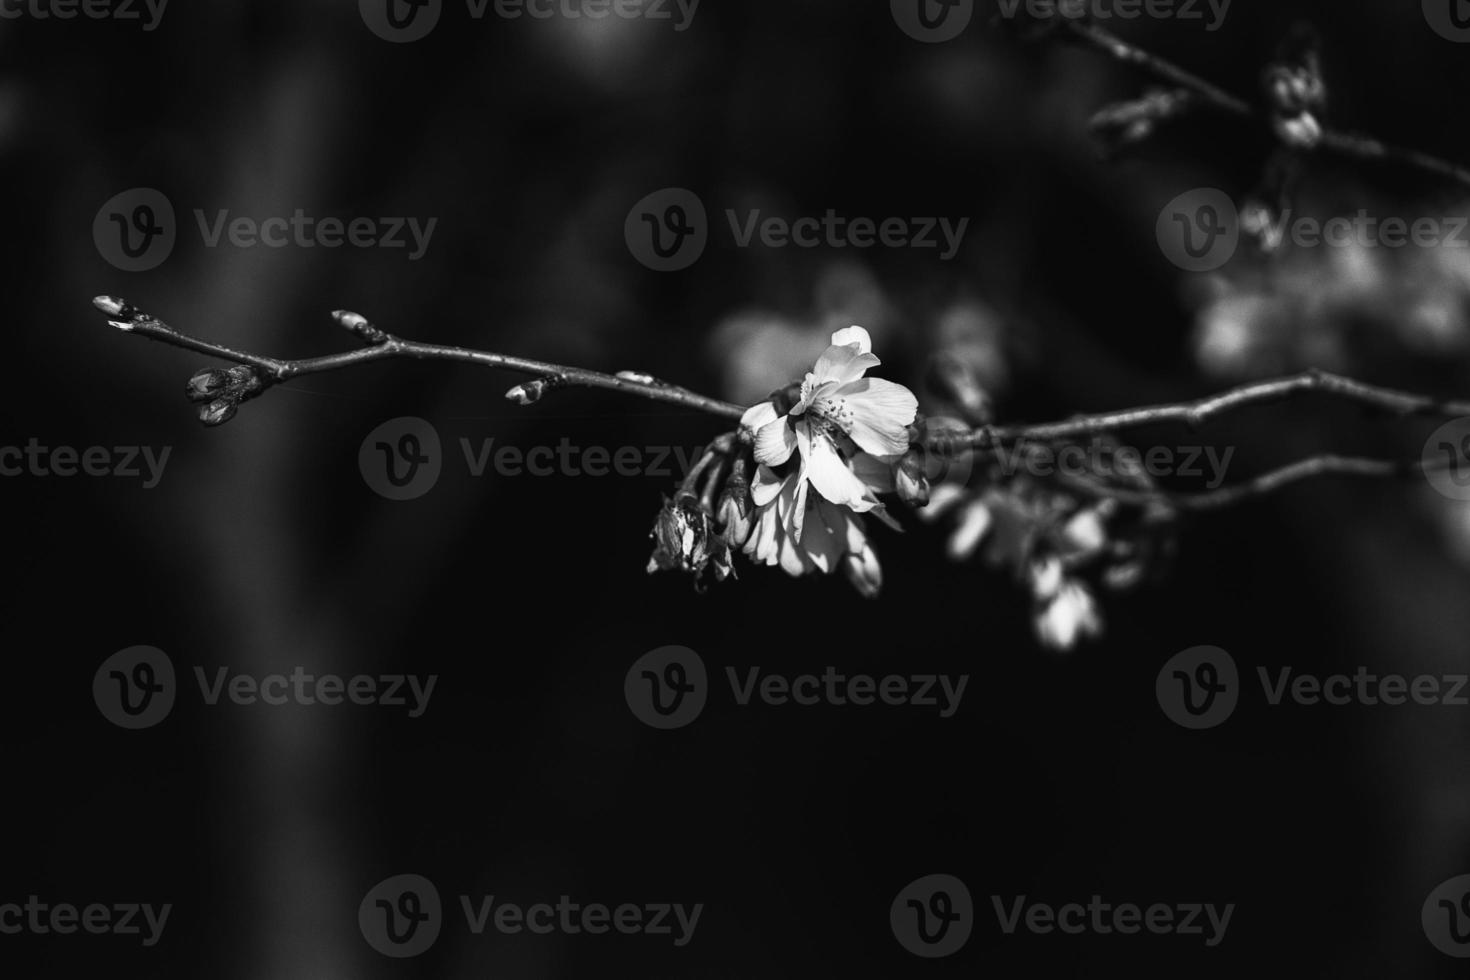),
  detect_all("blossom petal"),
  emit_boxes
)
[790,464,811,541]
[1036,582,1102,650]
[833,378,918,457]
[829,325,873,354]
[754,417,797,466]
[811,344,880,386]
[740,400,779,432]
[803,433,877,513]
[850,452,897,494]
[751,464,785,507]
[800,500,843,573]
[948,499,992,560]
